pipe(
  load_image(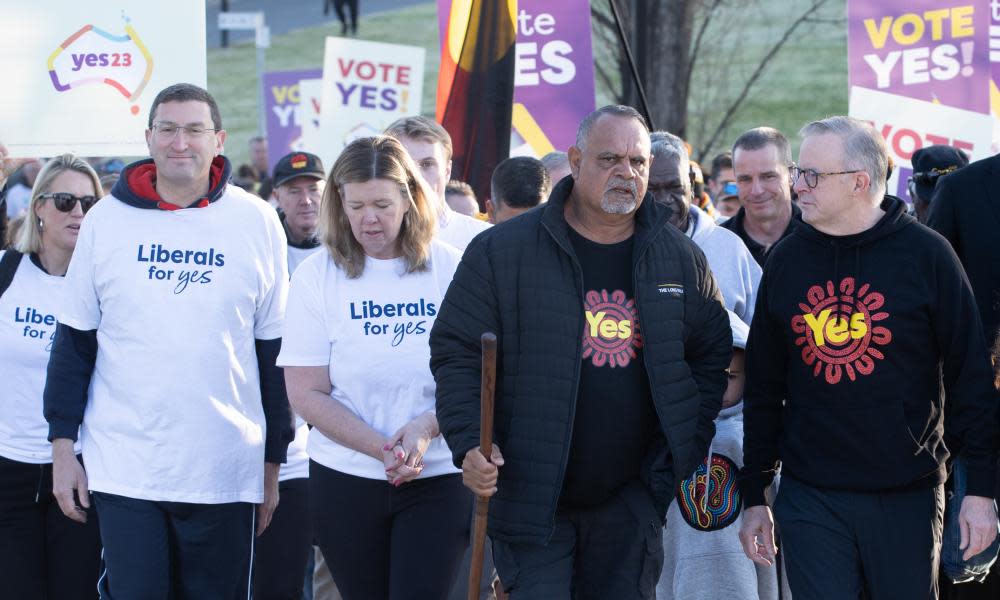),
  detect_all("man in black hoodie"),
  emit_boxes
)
[739,116,998,599]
